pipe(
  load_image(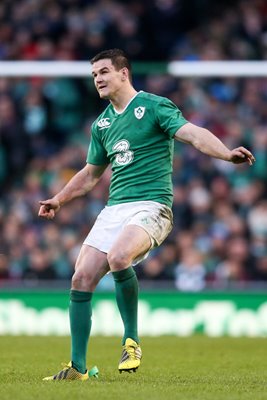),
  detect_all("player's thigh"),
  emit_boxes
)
[107,224,152,271]
[72,244,110,290]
